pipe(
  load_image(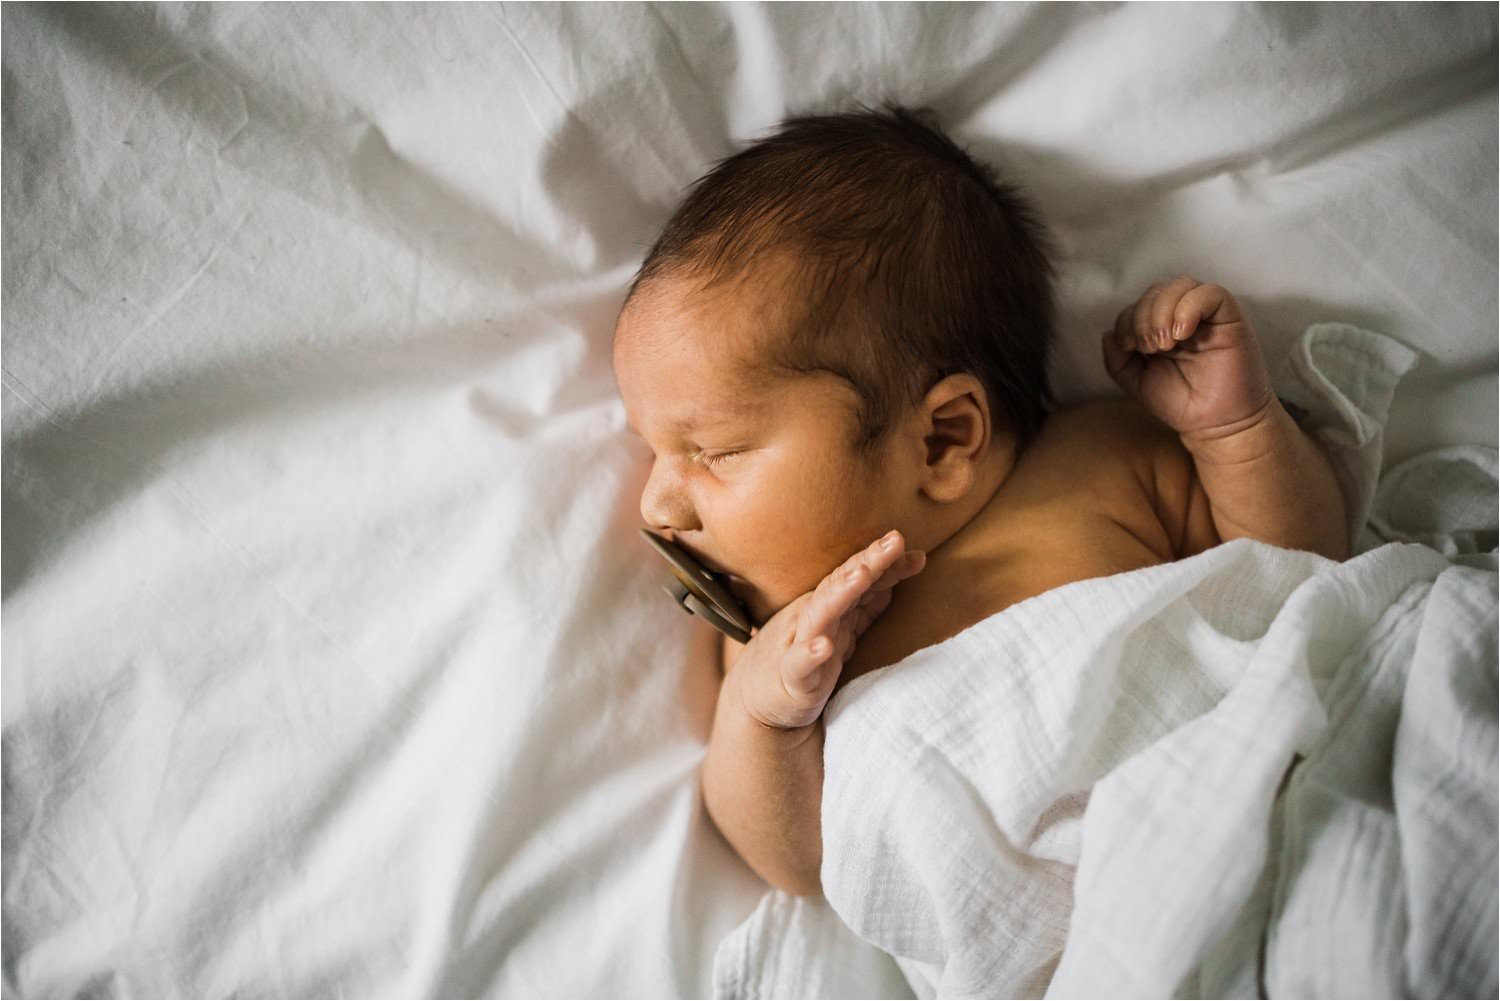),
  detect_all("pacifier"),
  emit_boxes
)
[639,528,756,643]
